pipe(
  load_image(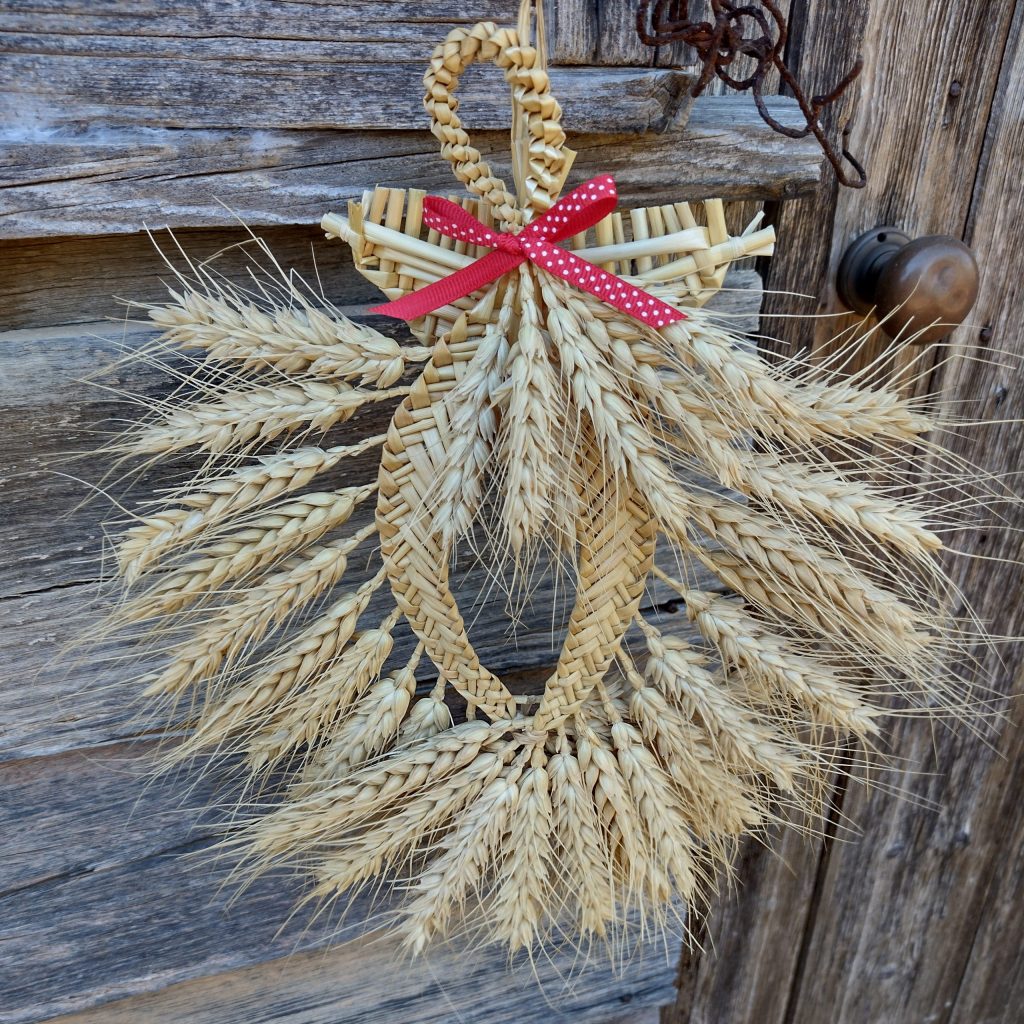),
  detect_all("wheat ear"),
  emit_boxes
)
[640,620,805,793]
[132,380,408,456]
[307,642,424,781]
[149,282,429,387]
[246,606,402,770]
[400,762,524,954]
[491,747,554,951]
[117,436,383,577]
[498,265,559,554]
[547,737,616,939]
[434,281,516,544]
[164,570,387,760]
[126,482,375,606]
